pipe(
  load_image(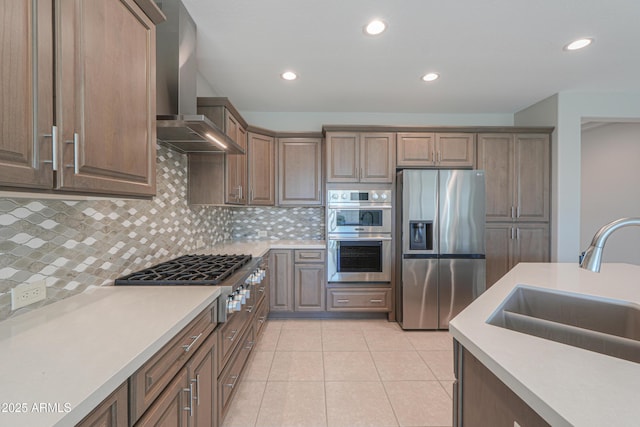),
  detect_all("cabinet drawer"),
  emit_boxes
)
[254,296,269,338]
[77,381,127,427]
[327,288,391,311]
[294,249,326,263]
[219,325,255,420]
[218,309,251,371]
[130,302,217,424]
